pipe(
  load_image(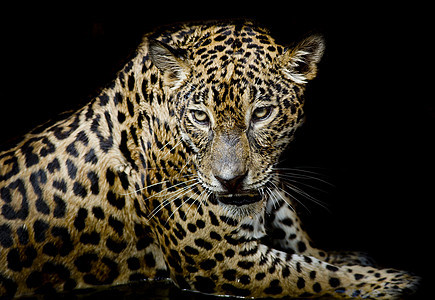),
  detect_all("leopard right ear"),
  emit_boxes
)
[148,39,190,89]
[279,34,325,84]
